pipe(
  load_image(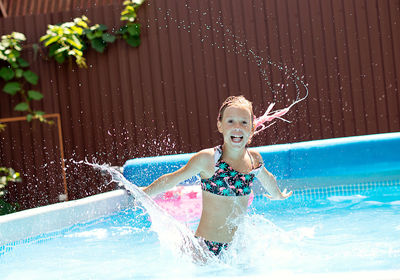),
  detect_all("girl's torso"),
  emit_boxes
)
[195,145,263,243]
[195,191,249,243]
